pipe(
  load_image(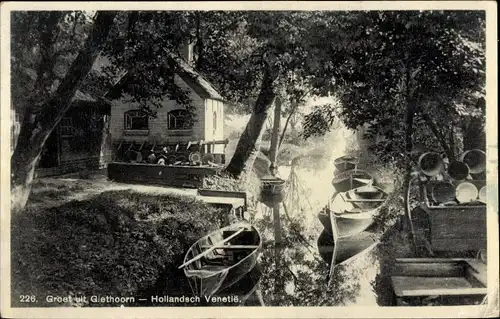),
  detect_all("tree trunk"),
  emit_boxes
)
[224,64,278,178]
[10,11,117,214]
